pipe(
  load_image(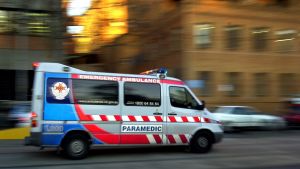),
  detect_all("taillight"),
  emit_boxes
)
[31,112,38,127]
[32,62,39,70]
